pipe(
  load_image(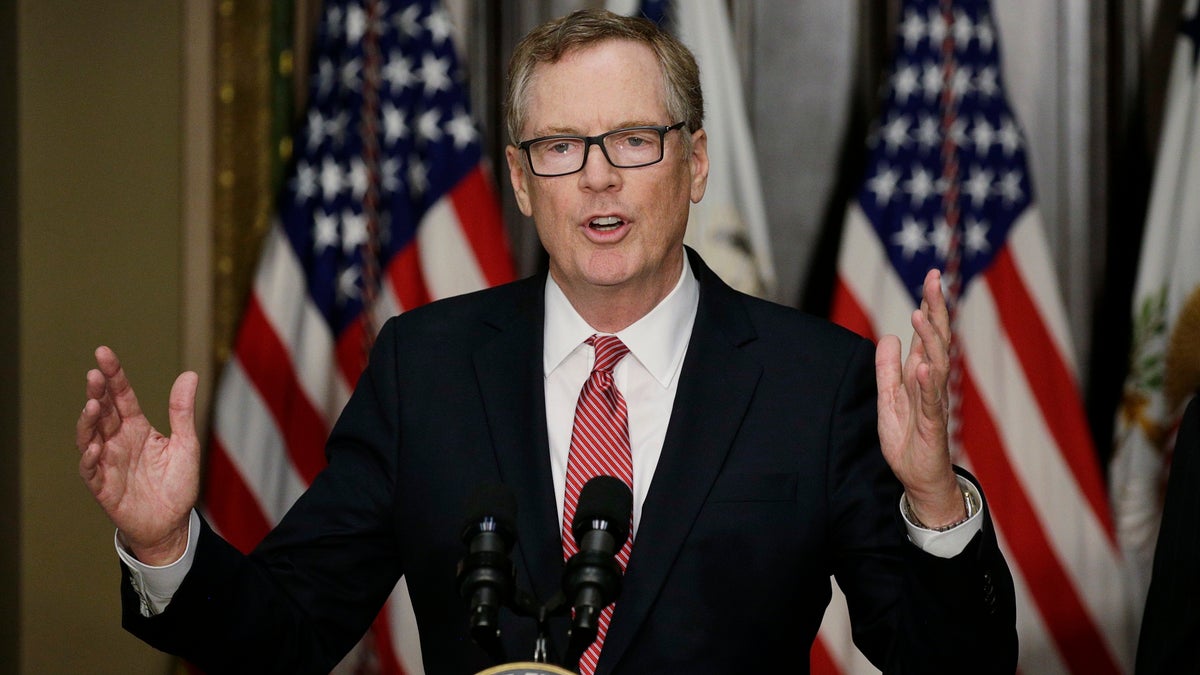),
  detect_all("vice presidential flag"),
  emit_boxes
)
[1111,0,1200,631]
[823,1,1134,672]
[203,1,515,673]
